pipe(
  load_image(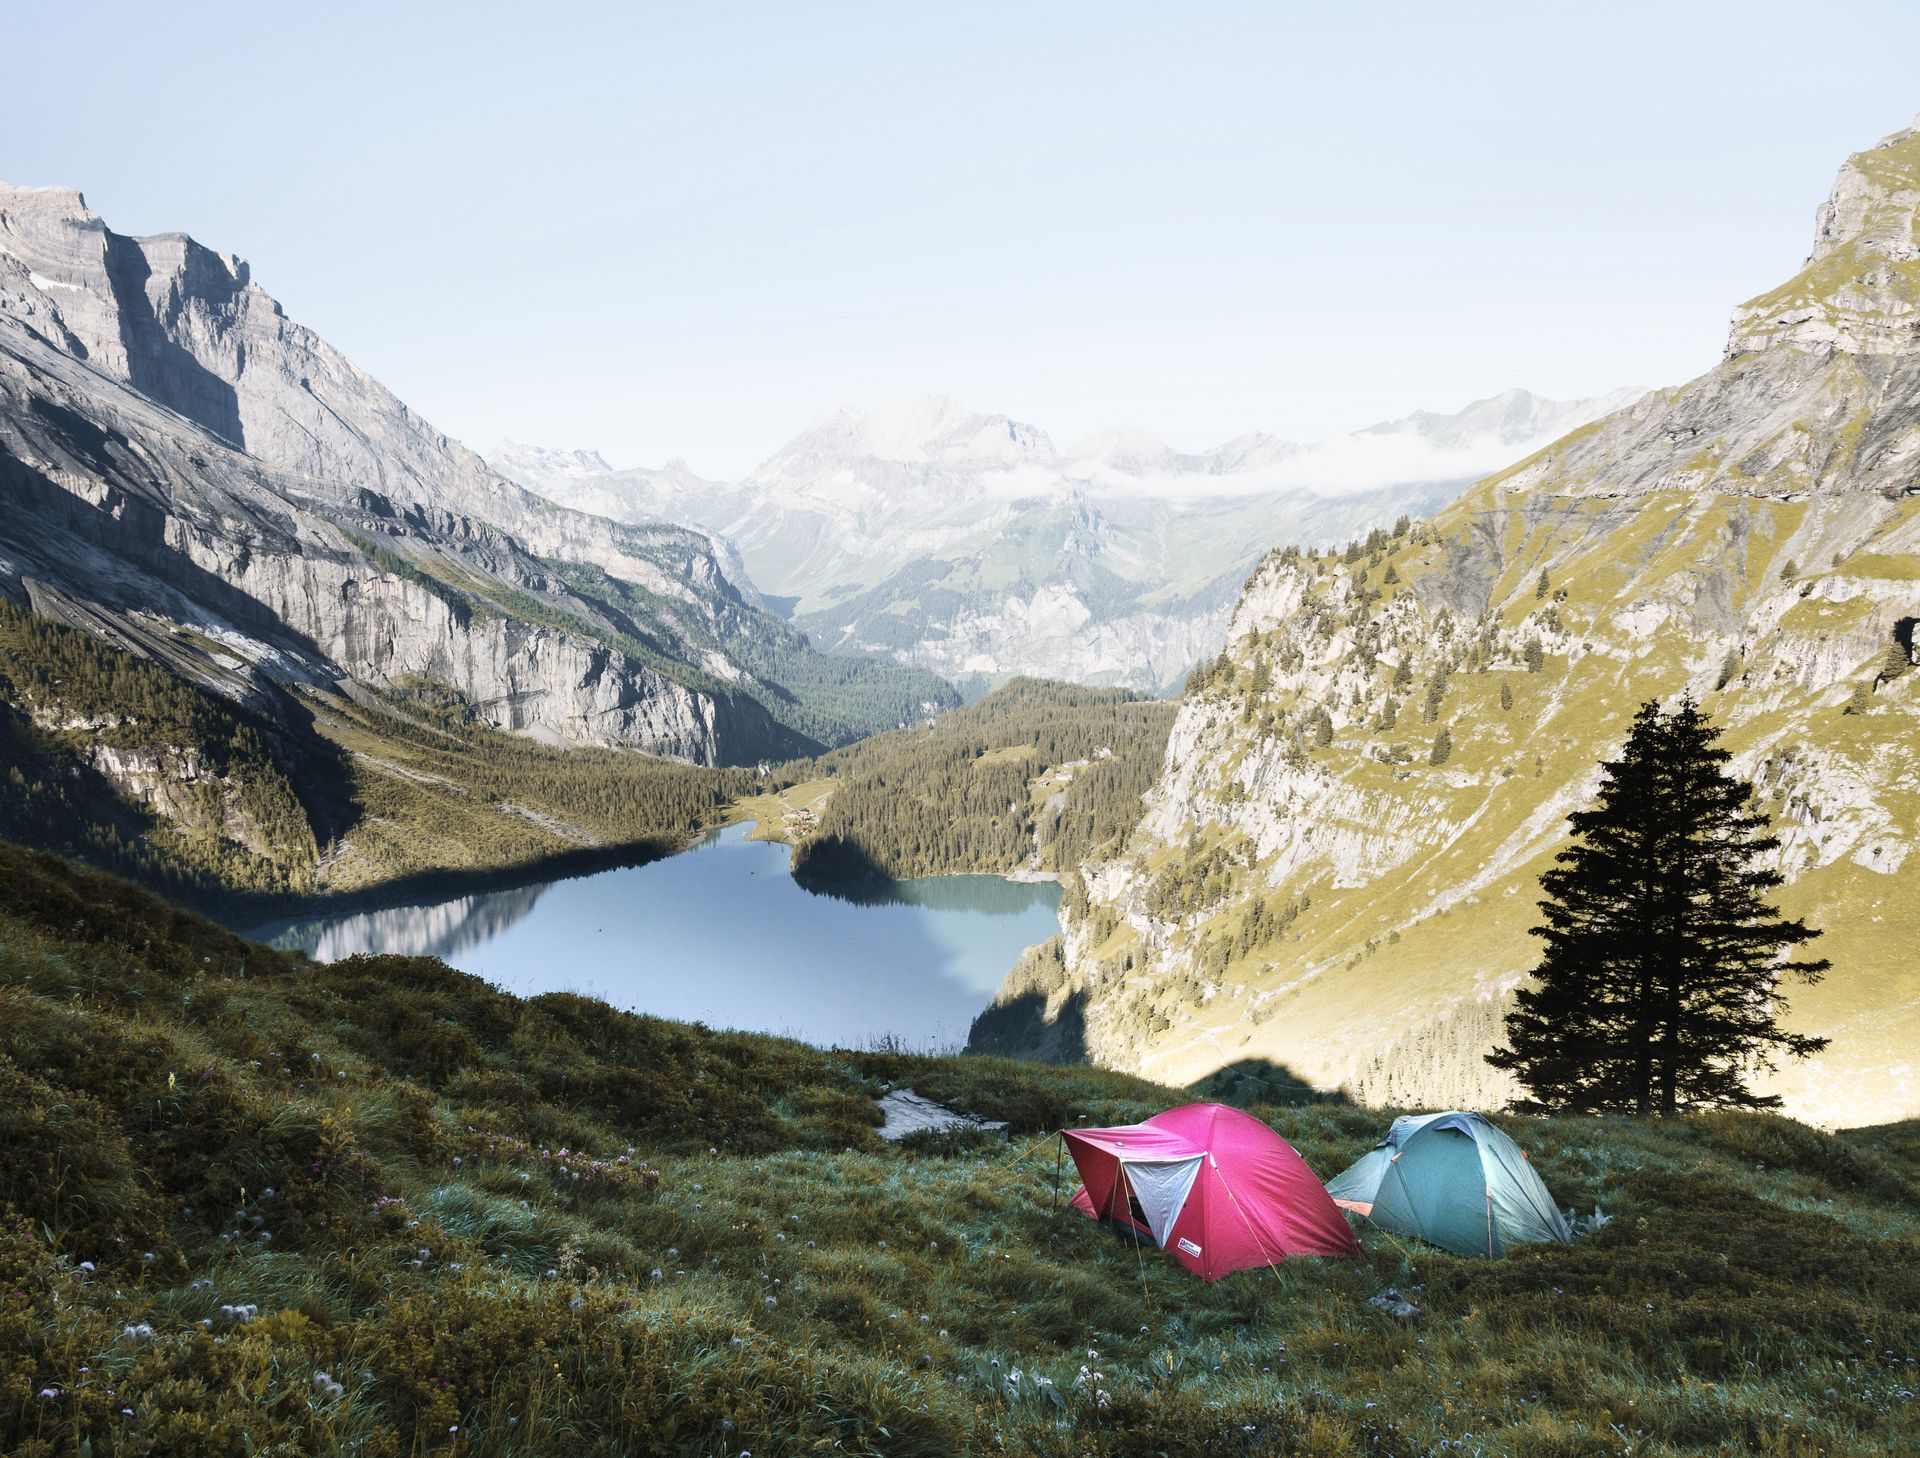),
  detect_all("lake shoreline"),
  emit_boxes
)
[225,831,702,939]
[252,823,1064,1051]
